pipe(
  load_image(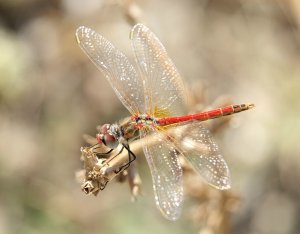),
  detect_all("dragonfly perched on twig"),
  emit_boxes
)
[76,23,254,220]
